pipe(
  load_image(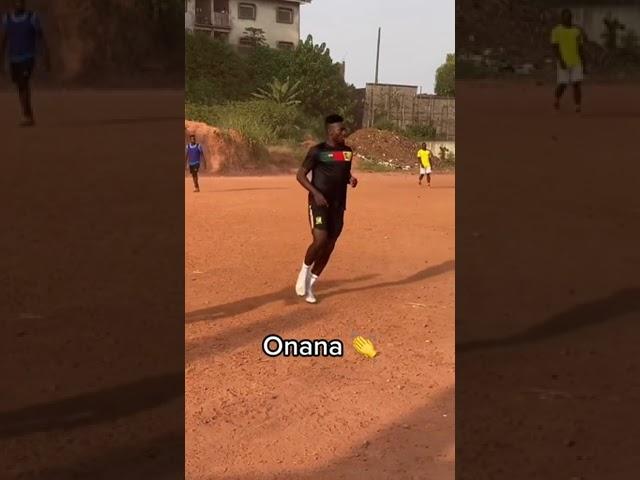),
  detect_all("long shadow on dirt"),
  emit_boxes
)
[186,261,454,363]
[4,433,183,480]
[185,274,379,325]
[321,260,454,301]
[217,386,454,480]
[0,372,182,438]
[457,288,640,354]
